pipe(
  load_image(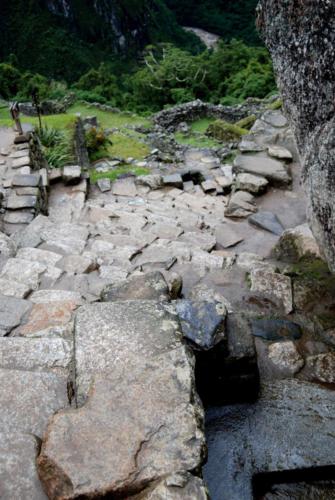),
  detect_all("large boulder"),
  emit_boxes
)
[257,0,335,271]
